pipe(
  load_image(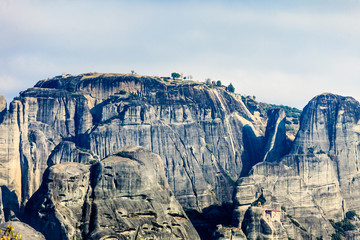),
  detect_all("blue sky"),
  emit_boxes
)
[1,0,359,109]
